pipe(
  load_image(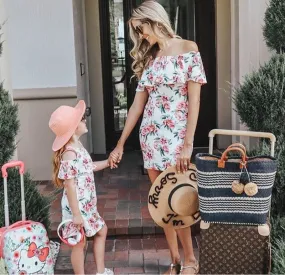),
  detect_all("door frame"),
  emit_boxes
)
[98,0,114,151]
[72,0,93,152]
[99,0,140,151]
